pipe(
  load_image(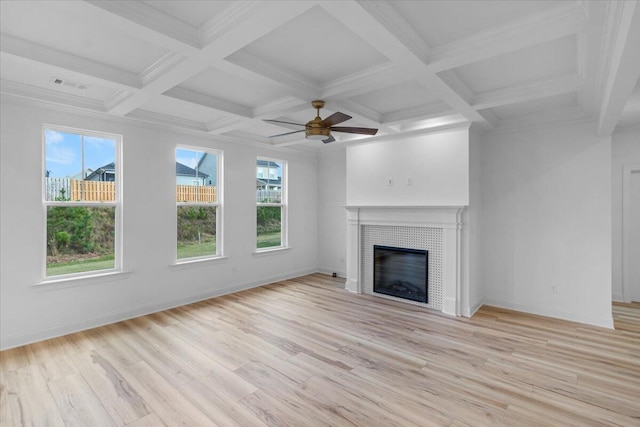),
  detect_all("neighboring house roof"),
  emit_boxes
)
[176,162,209,178]
[85,162,115,180]
[257,159,280,169]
